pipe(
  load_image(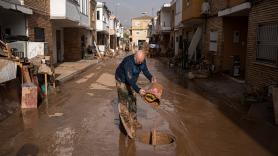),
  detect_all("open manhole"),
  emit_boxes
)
[137,131,175,146]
